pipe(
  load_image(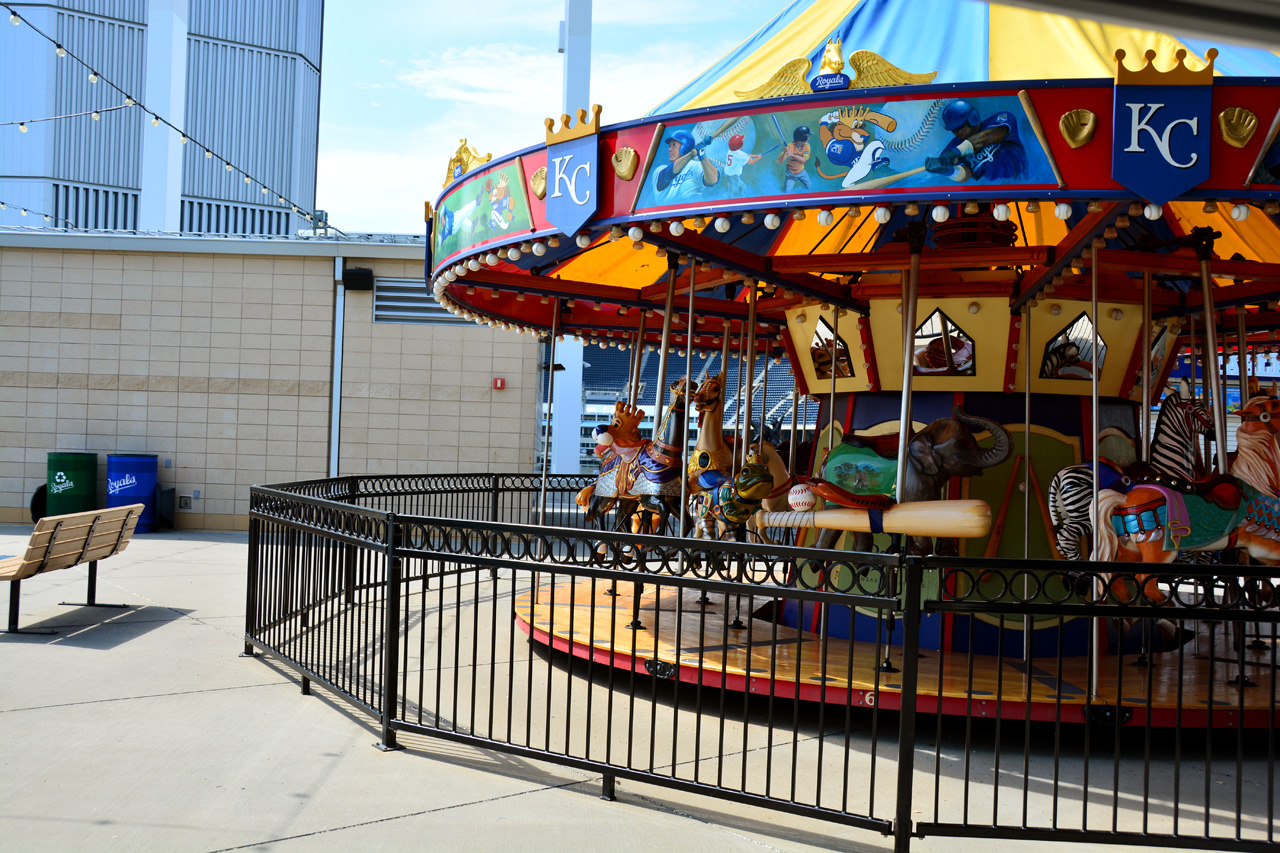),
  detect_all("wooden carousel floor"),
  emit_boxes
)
[514,579,1277,727]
